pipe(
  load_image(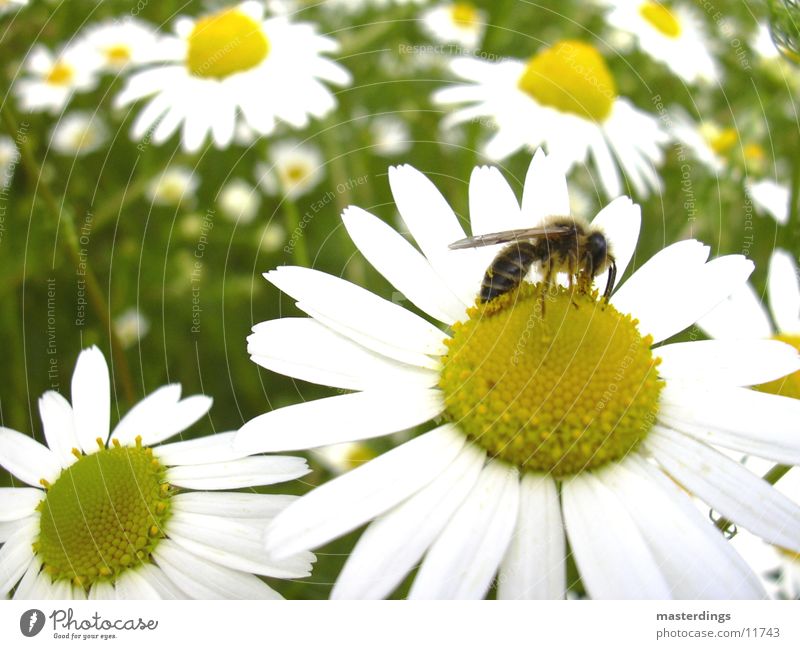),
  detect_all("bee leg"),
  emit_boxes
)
[602,258,617,306]
[539,260,555,318]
